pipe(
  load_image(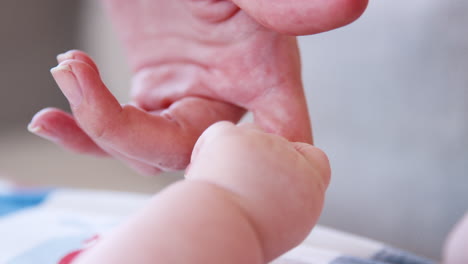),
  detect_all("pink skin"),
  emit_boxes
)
[28,0,368,174]
[443,213,468,264]
[26,1,468,262]
[73,122,331,264]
